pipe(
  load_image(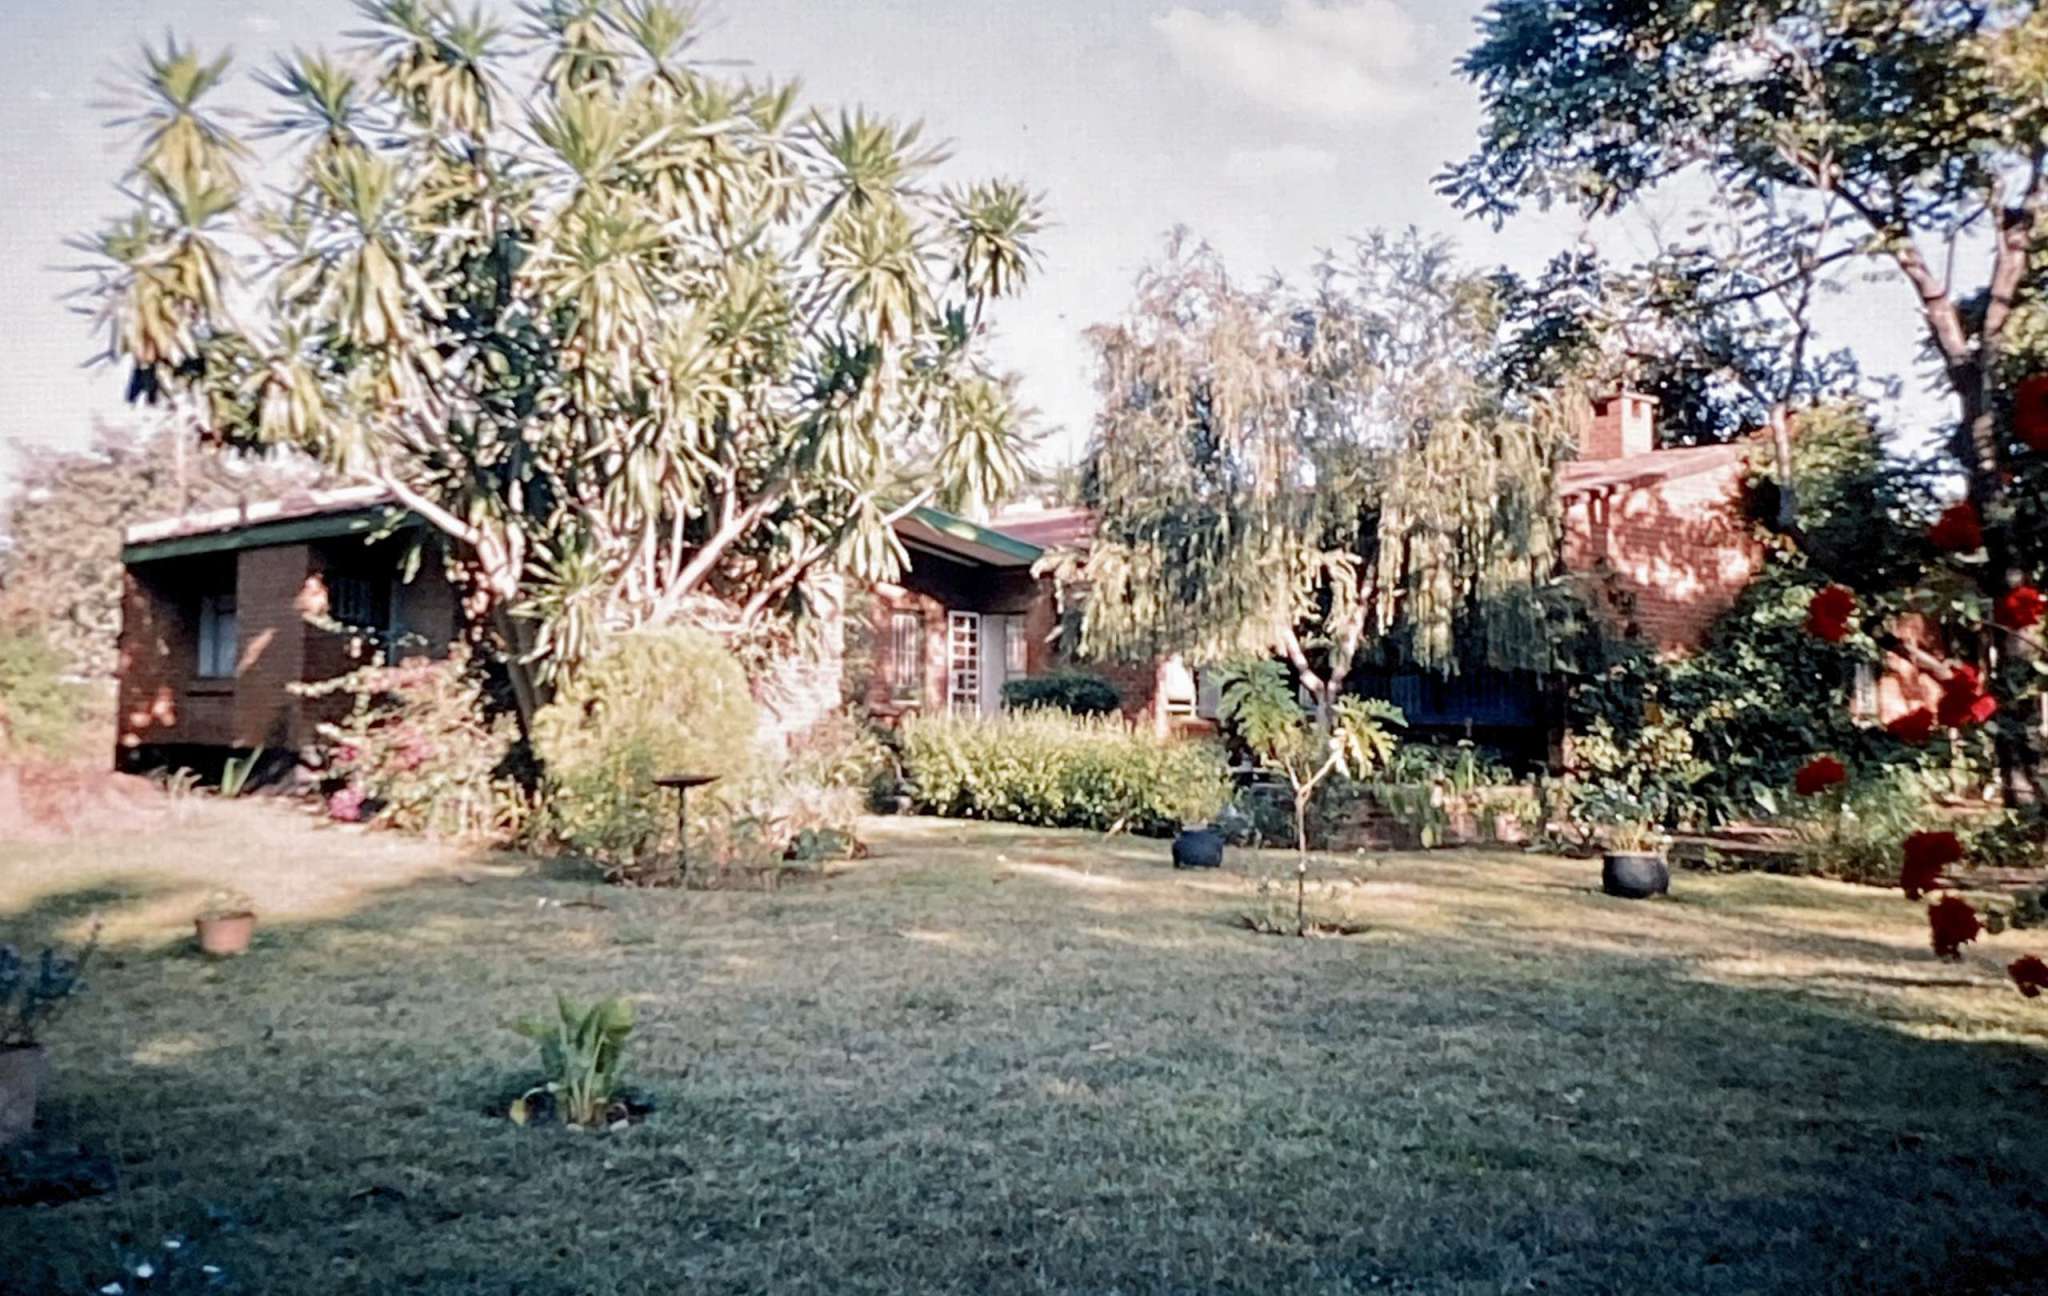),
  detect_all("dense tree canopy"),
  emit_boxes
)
[72,1,1045,722]
[1056,231,1581,723]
